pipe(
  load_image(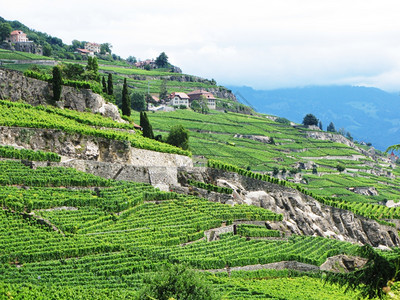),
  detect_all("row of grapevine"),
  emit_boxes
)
[187,179,233,194]
[0,145,61,162]
[236,224,282,238]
